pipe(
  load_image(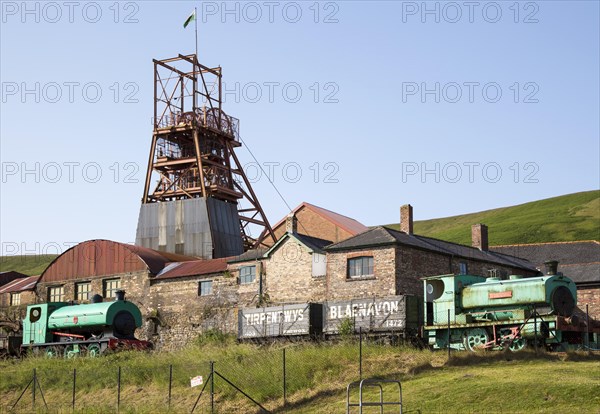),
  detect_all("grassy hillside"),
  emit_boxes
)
[0,255,56,276]
[386,190,600,245]
[1,339,598,413]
